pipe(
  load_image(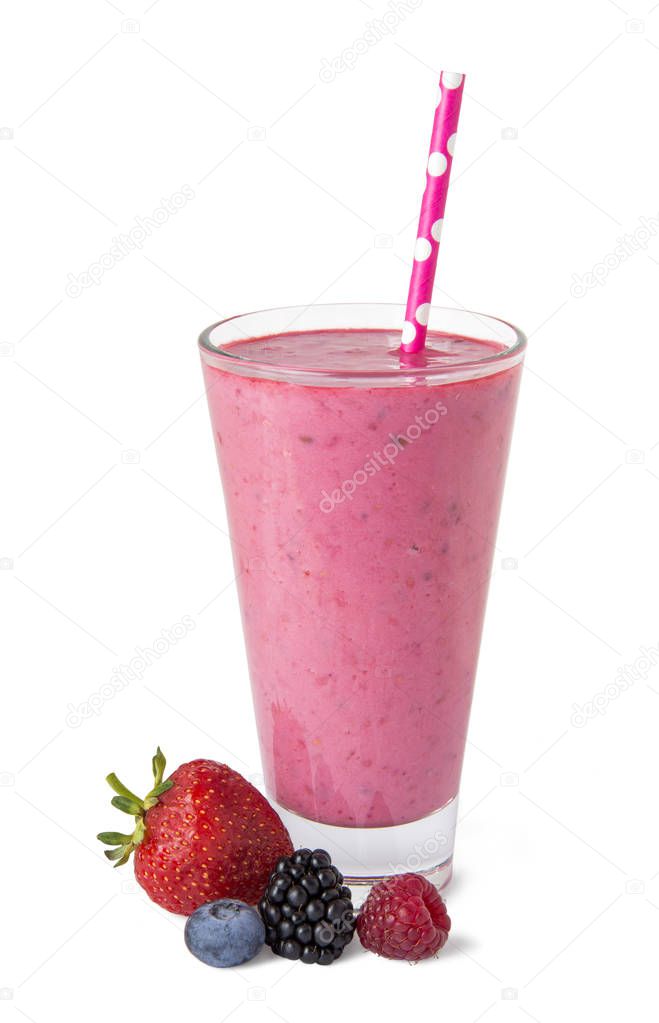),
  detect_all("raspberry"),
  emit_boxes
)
[356,873,451,961]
